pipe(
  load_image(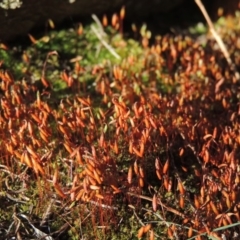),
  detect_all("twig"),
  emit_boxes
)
[195,0,239,80]
[91,14,106,37]
[89,199,118,210]
[126,191,186,219]
[91,25,121,60]
[127,192,182,239]
[128,206,160,239]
